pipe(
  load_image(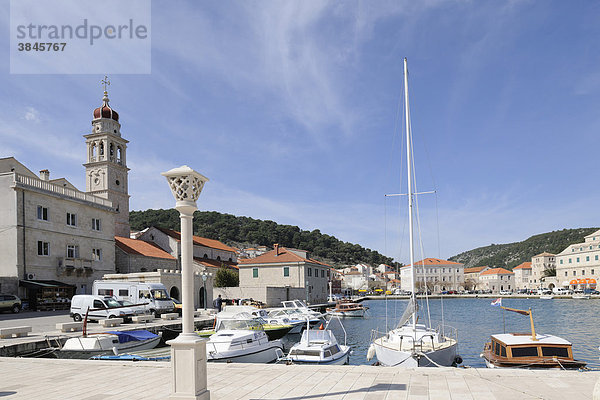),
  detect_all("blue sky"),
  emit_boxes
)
[1,1,599,264]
